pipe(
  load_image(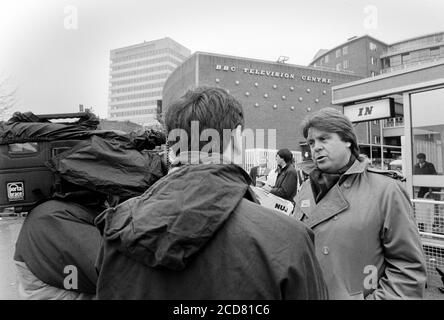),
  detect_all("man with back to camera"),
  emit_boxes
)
[292,107,427,300]
[94,86,328,299]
